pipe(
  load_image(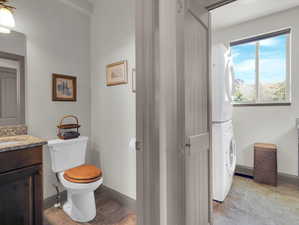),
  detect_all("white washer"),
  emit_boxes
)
[211,44,236,202]
[212,120,236,202]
